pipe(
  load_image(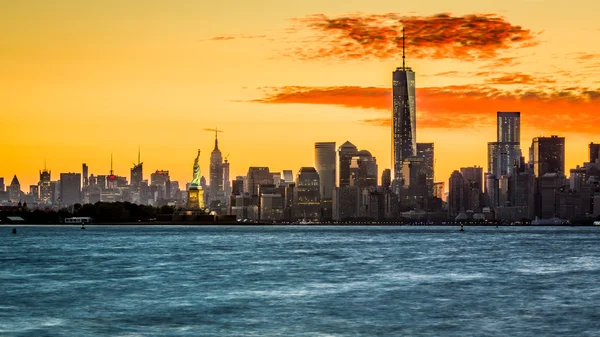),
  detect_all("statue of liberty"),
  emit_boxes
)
[186,149,205,210]
[191,149,201,188]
